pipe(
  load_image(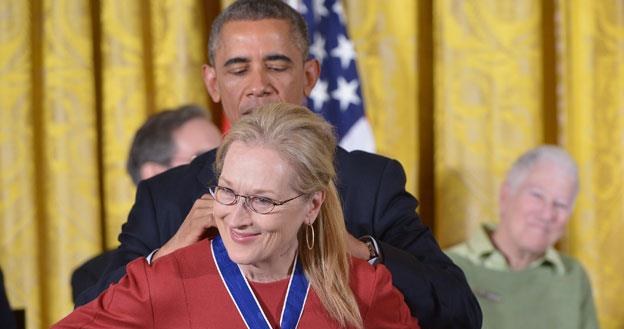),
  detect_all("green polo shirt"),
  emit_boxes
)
[446,224,599,329]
